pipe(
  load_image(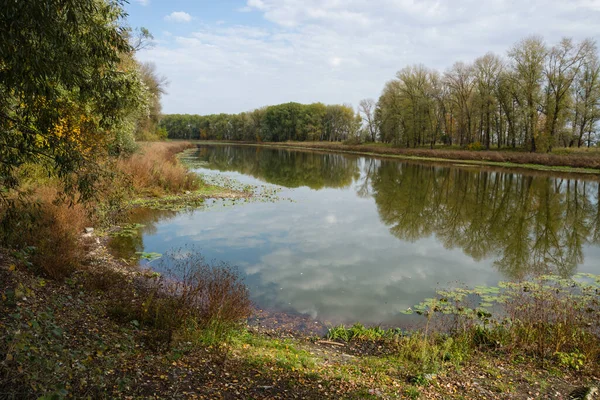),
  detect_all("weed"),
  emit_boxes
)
[106,247,252,348]
[327,323,402,342]
[407,273,600,372]
[403,385,421,399]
